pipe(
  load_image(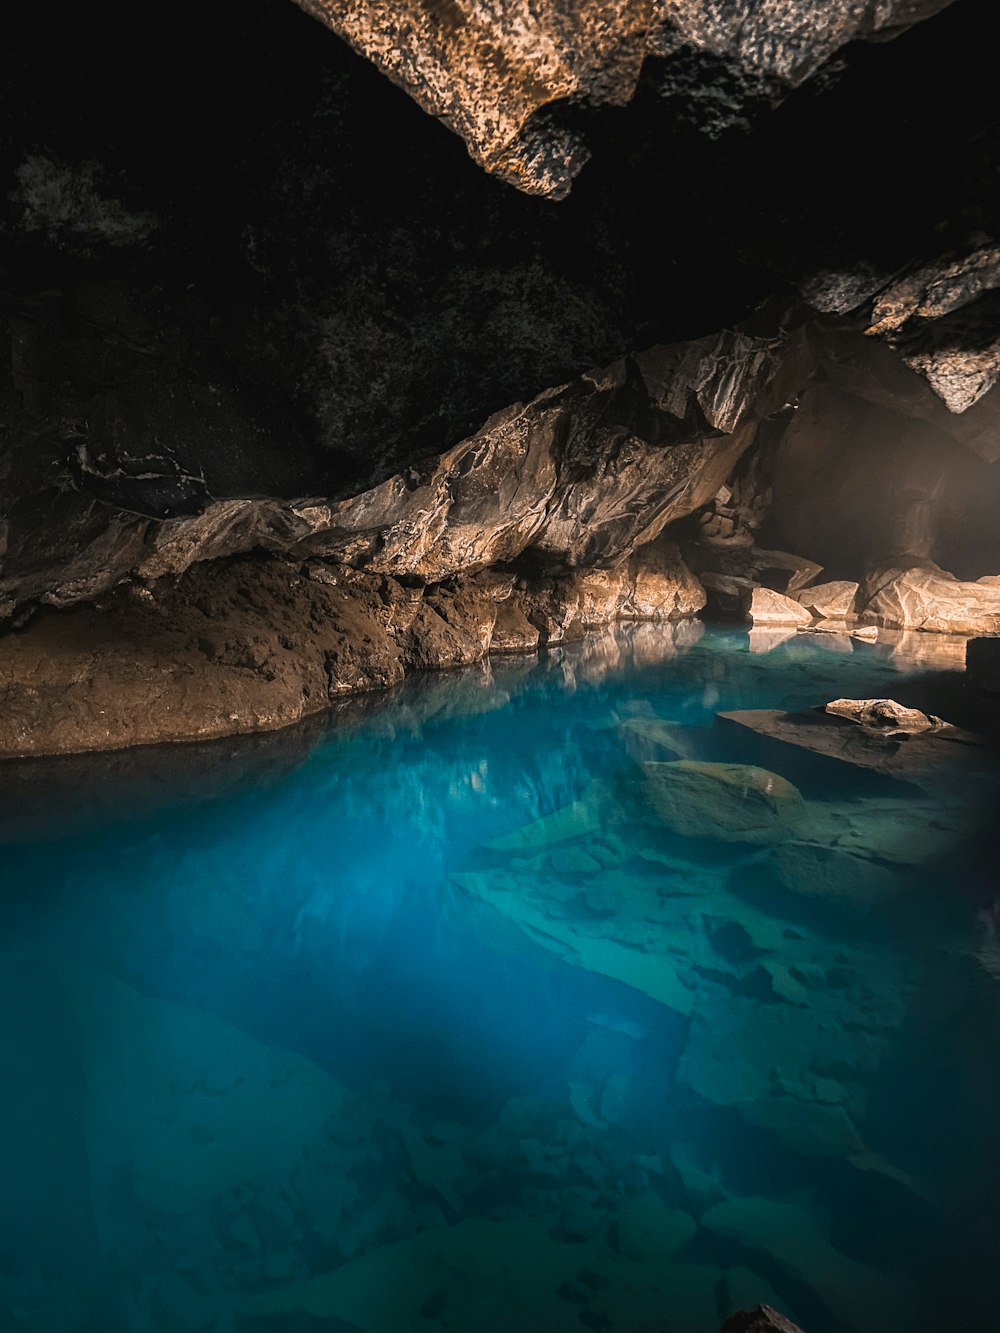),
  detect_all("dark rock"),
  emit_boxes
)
[642,760,806,844]
[297,0,952,199]
[717,707,994,794]
[967,636,1000,694]
[721,1305,807,1333]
